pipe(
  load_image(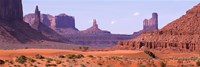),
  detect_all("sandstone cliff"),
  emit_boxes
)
[114,3,200,52]
[81,19,111,35]
[0,0,47,43]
